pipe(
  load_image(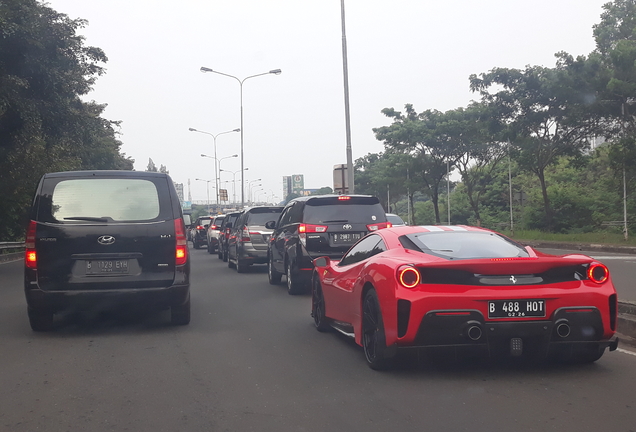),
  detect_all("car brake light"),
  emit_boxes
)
[174,218,188,266]
[587,263,609,284]
[298,223,328,233]
[241,226,251,242]
[397,265,420,288]
[210,225,217,230]
[367,221,392,231]
[338,196,350,200]
[25,220,37,269]
[196,225,204,230]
